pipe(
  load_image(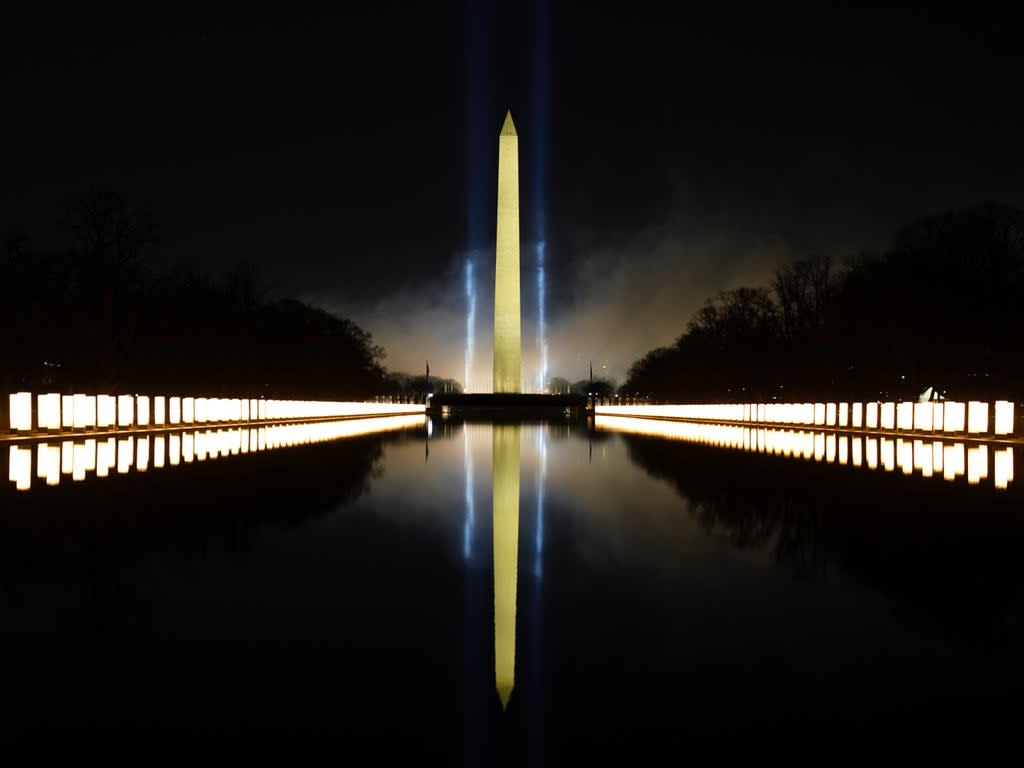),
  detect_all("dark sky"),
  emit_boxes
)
[4,2,1023,387]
